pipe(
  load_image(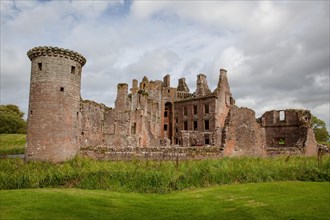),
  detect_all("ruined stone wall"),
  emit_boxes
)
[80,100,109,148]
[261,110,317,155]
[100,77,164,148]
[222,106,267,157]
[80,146,223,161]
[26,46,86,162]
